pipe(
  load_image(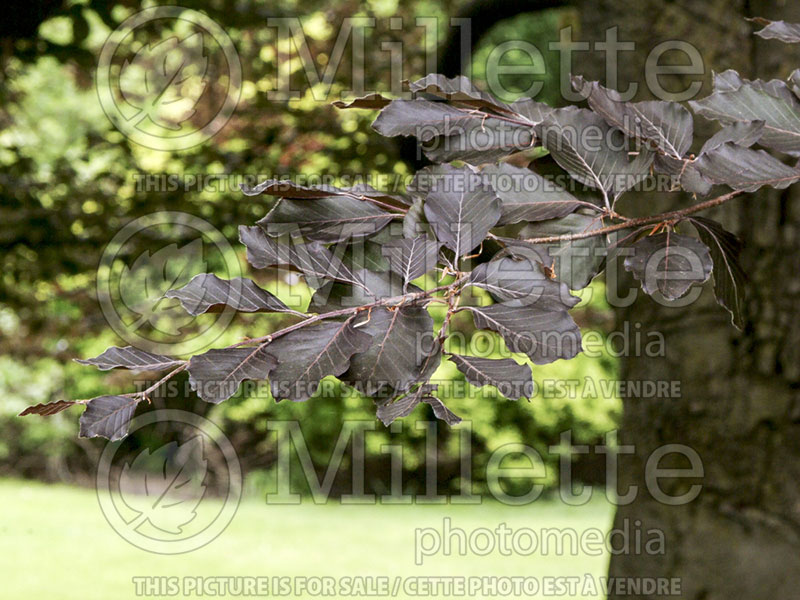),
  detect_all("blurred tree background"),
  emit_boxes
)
[0,0,619,494]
